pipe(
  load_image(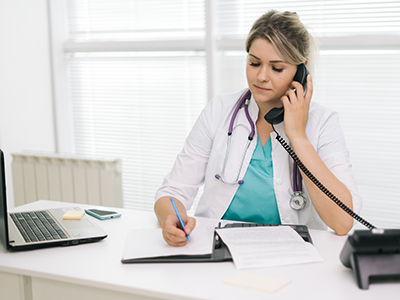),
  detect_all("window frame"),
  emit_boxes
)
[49,1,400,227]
